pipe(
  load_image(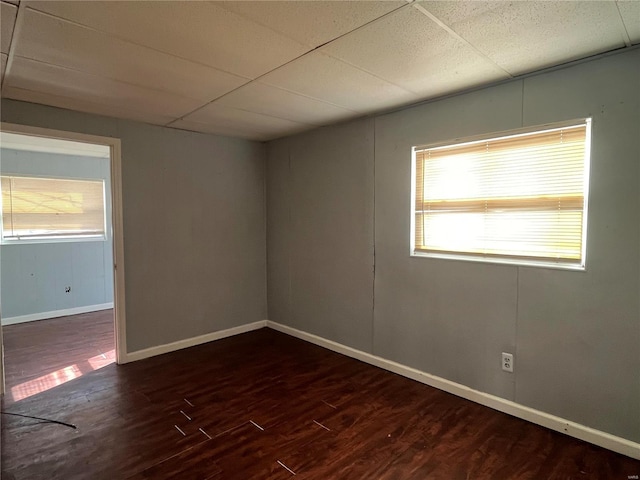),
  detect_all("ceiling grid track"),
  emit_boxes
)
[1,0,26,90]
[411,3,514,78]
[2,1,638,140]
[21,5,253,82]
[9,6,254,102]
[165,2,417,127]
[6,55,209,105]
[614,0,633,47]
